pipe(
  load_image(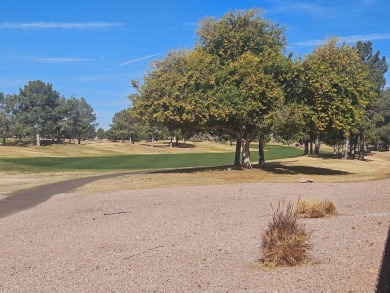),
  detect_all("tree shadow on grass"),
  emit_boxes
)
[139,142,196,149]
[377,225,390,292]
[255,162,350,176]
[150,165,239,174]
[153,162,350,177]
